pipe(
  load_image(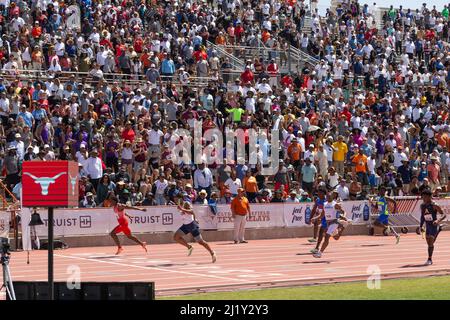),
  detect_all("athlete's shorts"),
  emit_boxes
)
[177,221,203,241]
[425,223,439,237]
[112,223,131,236]
[376,214,389,226]
[326,222,339,236]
